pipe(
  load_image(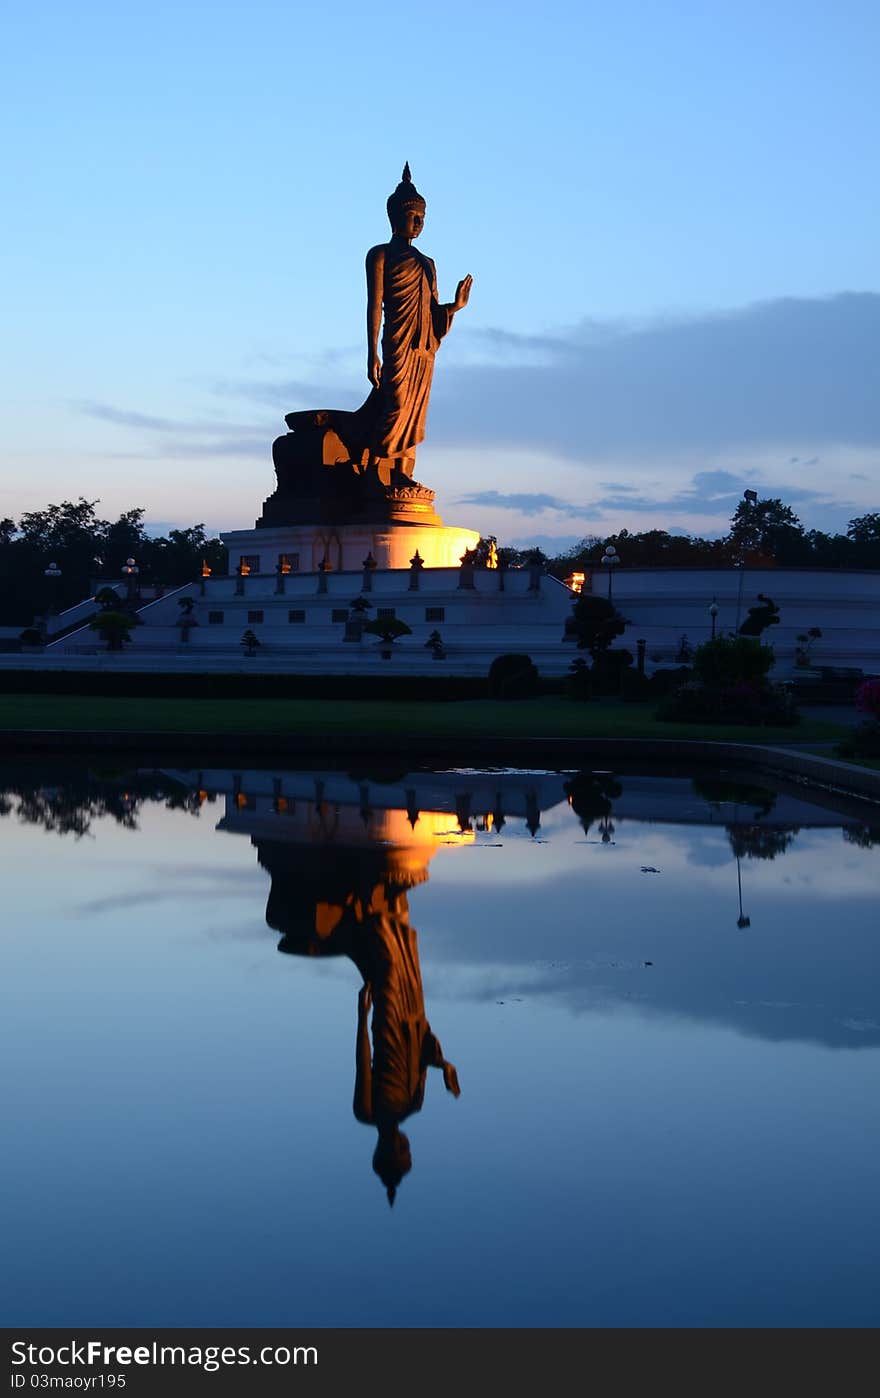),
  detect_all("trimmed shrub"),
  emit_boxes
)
[590,647,634,695]
[620,669,652,702]
[488,653,539,699]
[693,636,775,688]
[837,720,880,760]
[855,678,880,721]
[647,666,693,698]
[658,680,799,726]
